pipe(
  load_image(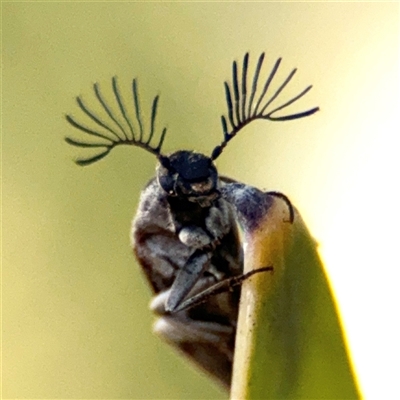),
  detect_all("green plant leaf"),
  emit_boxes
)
[223,184,360,399]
